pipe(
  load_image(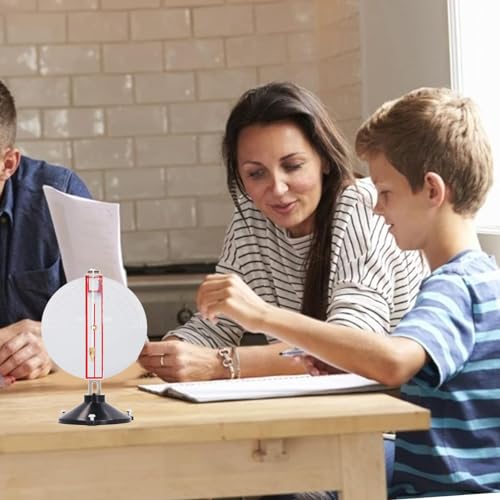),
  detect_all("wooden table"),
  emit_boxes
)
[0,366,429,500]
